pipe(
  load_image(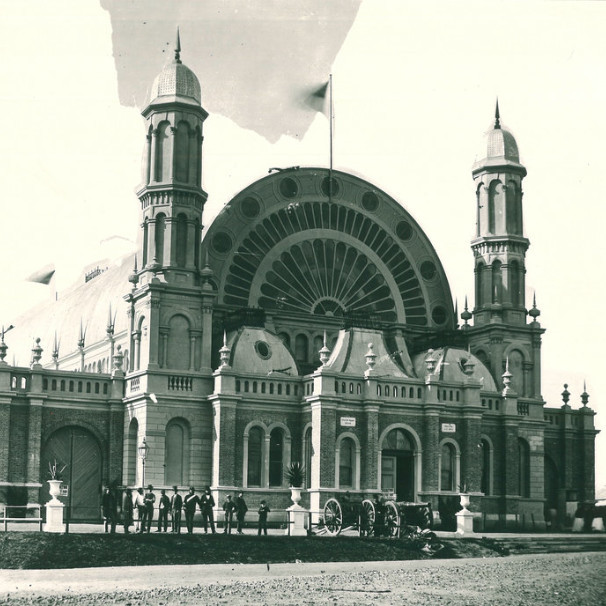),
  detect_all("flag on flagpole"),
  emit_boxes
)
[306,81,330,115]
